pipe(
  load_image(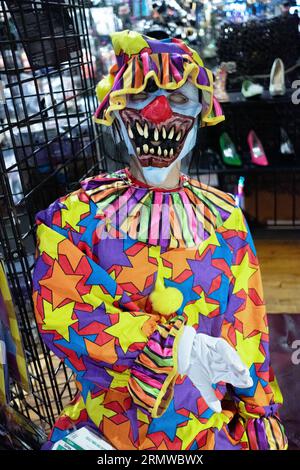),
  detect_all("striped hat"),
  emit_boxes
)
[93,30,224,128]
